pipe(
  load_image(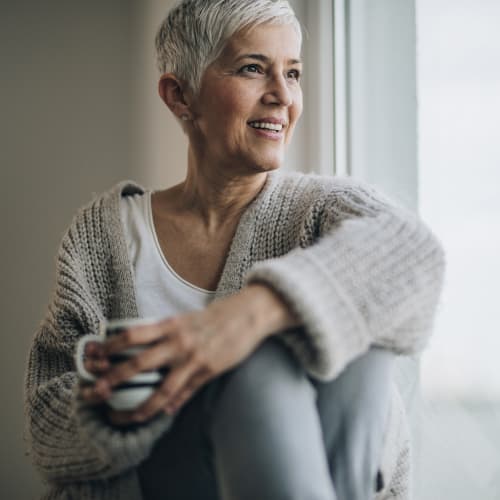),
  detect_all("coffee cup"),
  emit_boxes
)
[75,317,164,411]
